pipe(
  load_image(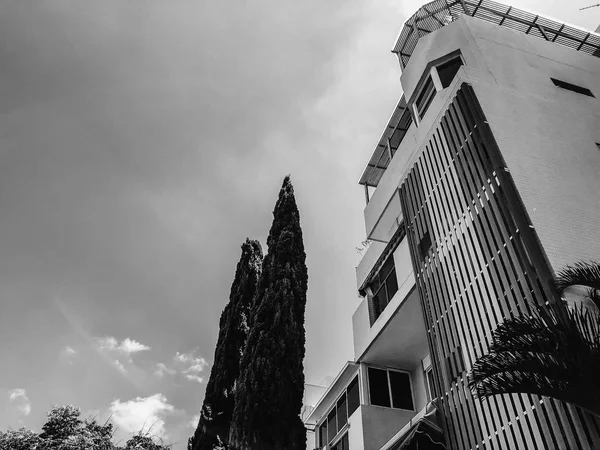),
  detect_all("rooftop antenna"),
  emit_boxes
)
[580,3,600,10]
